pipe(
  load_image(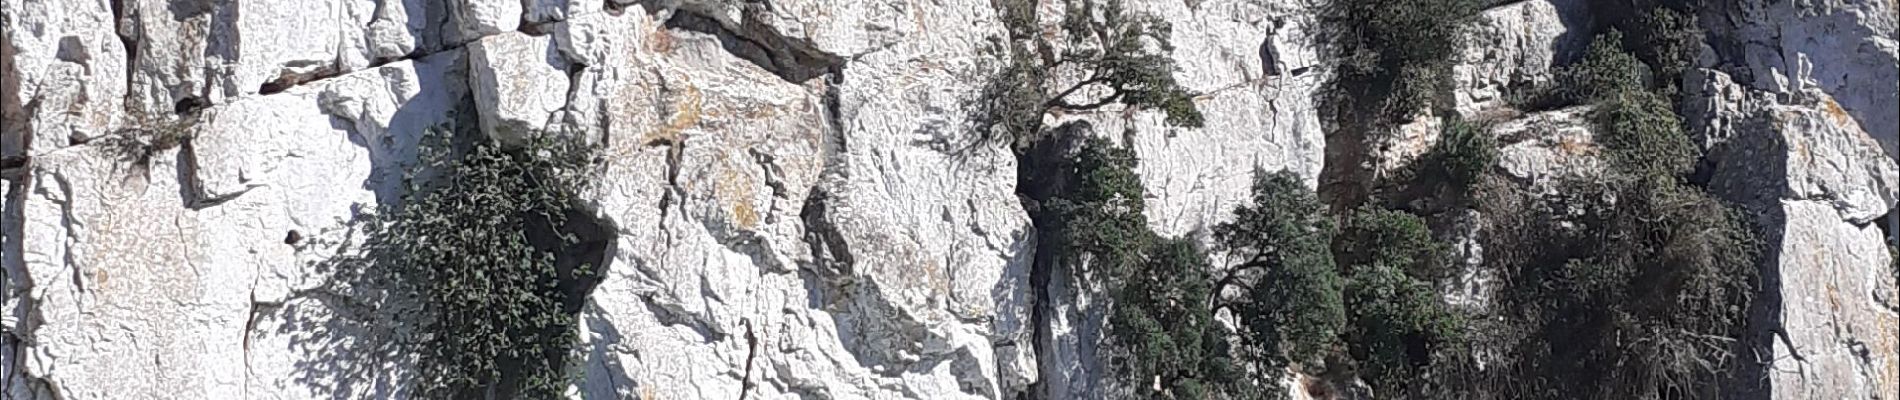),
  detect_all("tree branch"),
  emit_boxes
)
[1045,76,1110,108]
[1208,261,1272,311]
